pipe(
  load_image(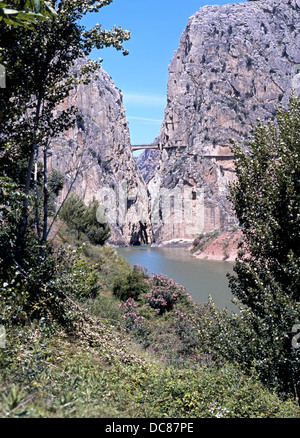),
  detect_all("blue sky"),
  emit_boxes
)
[82,0,246,153]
